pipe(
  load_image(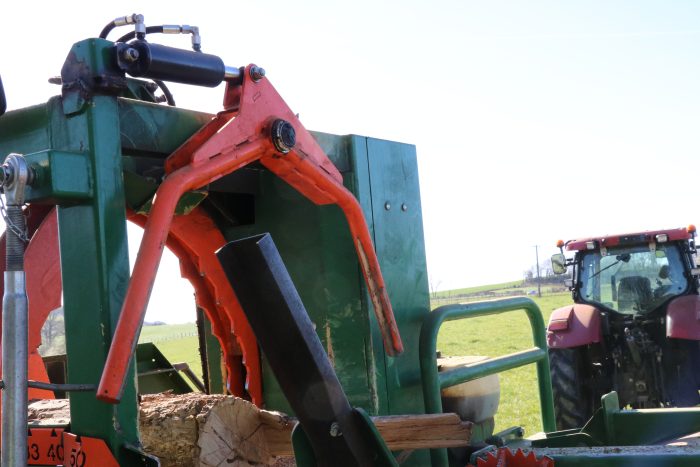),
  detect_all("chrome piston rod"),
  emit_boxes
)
[1,154,30,467]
